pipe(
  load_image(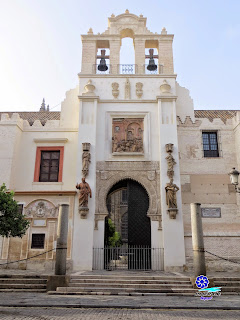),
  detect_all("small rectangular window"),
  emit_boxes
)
[31,234,45,249]
[17,204,24,215]
[39,151,60,182]
[202,132,219,157]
